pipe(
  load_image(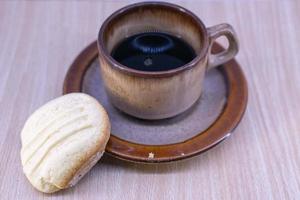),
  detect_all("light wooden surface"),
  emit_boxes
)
[1,0,300,199]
